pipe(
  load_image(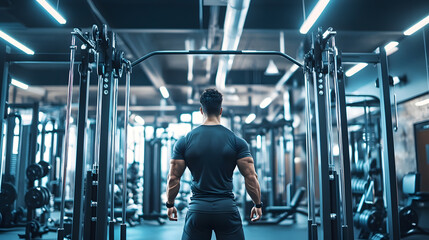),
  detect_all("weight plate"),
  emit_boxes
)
[26,164,44,181]
[38,161,51,178]
[40,186,51,205]
[25,187,45,209]
[0,182,17,205]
